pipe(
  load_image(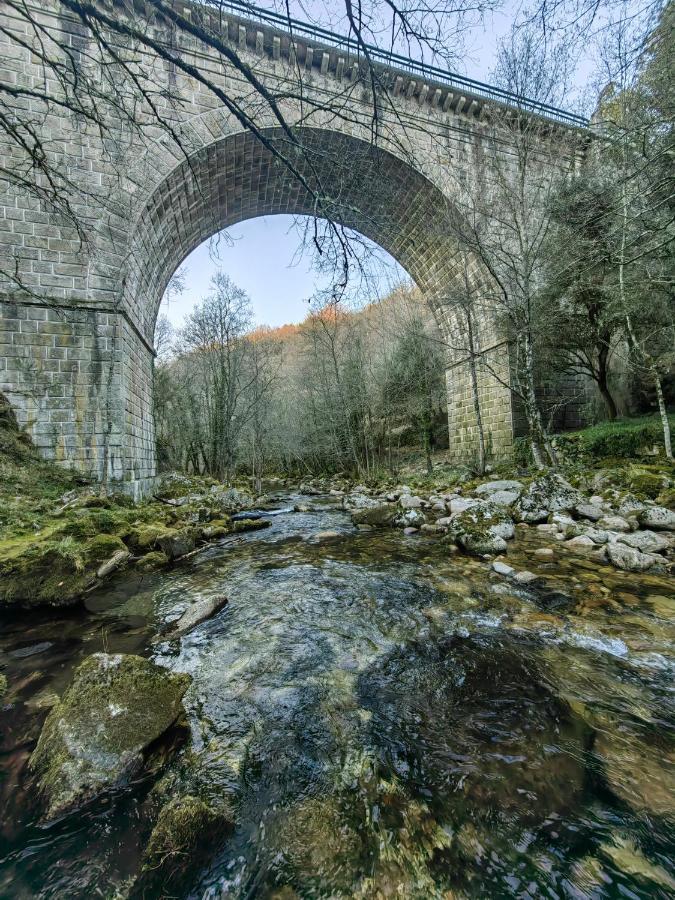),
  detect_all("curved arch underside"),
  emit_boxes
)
[124,128,472,344]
